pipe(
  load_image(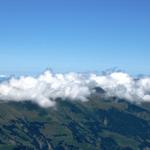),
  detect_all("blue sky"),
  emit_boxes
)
[0,0,150,75]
